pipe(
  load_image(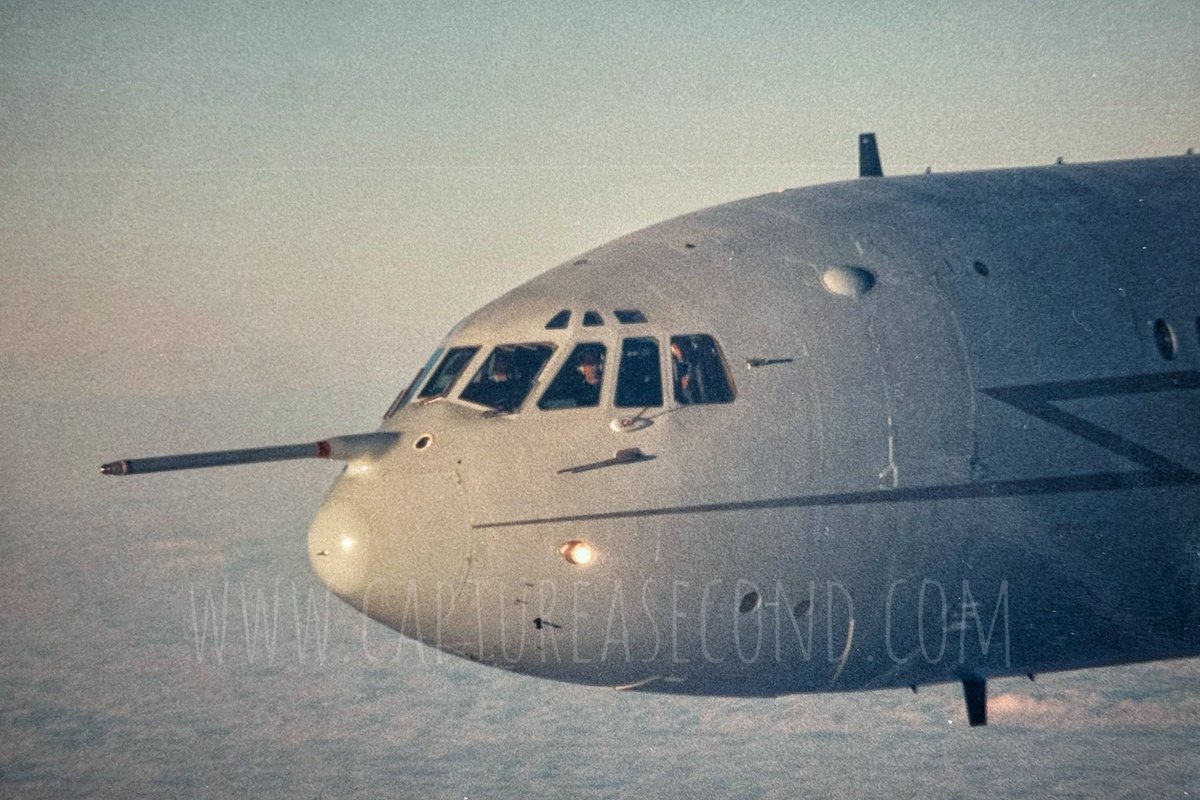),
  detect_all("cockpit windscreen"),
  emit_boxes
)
[538,343,606,410]
[418,346,480,401]
[670,334,735,404]
[615,337,663,408]
[459,343,555,412]
[383,347,442,419]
